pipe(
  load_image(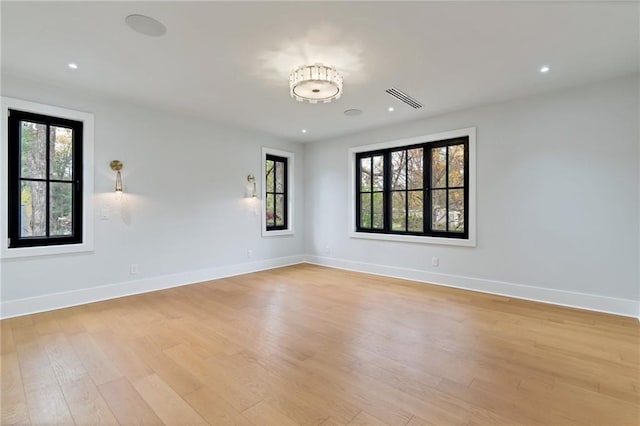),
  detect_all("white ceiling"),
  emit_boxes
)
[2,1,638,142]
